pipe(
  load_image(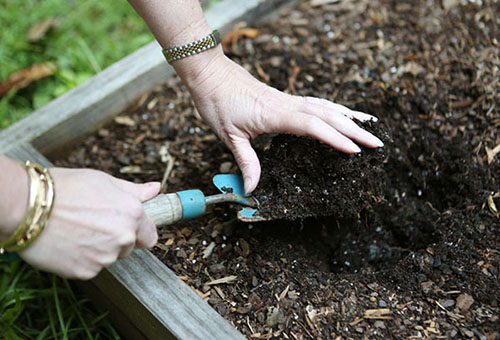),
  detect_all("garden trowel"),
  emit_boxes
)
[143,174,268,225]
[0,175,266,263]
